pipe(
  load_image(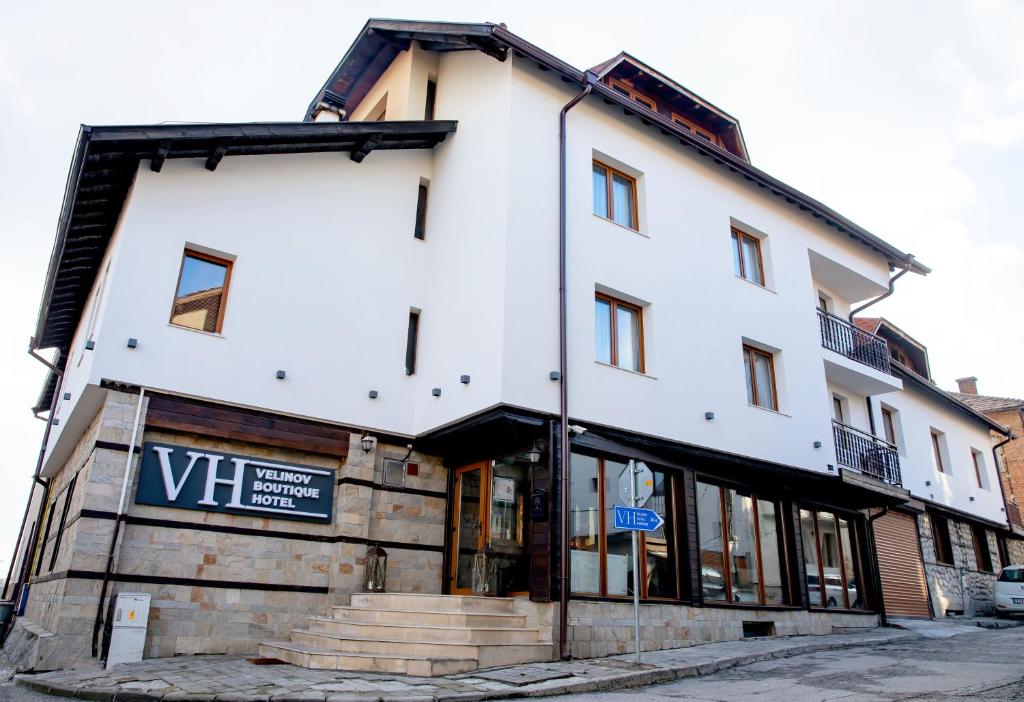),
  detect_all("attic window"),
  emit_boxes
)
[608,78,657,112]
[671,113,719,145]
